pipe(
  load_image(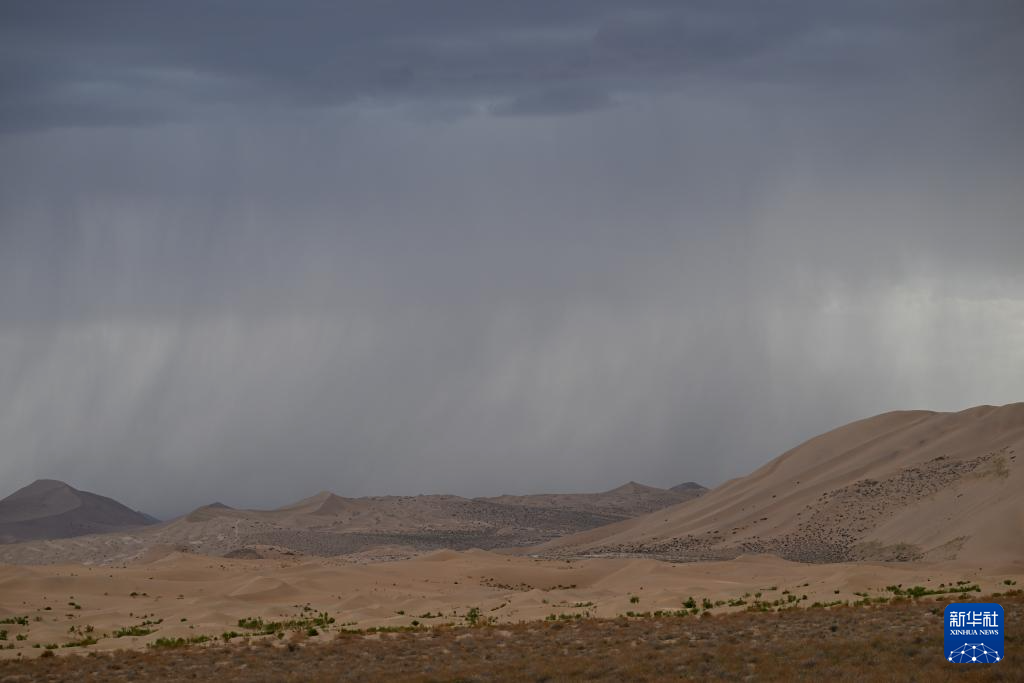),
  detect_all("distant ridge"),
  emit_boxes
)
[0,479,705,563]
[479,480,705,518]
[606,481,660,494]
[0,479,157,544]
[669,482,707,495]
